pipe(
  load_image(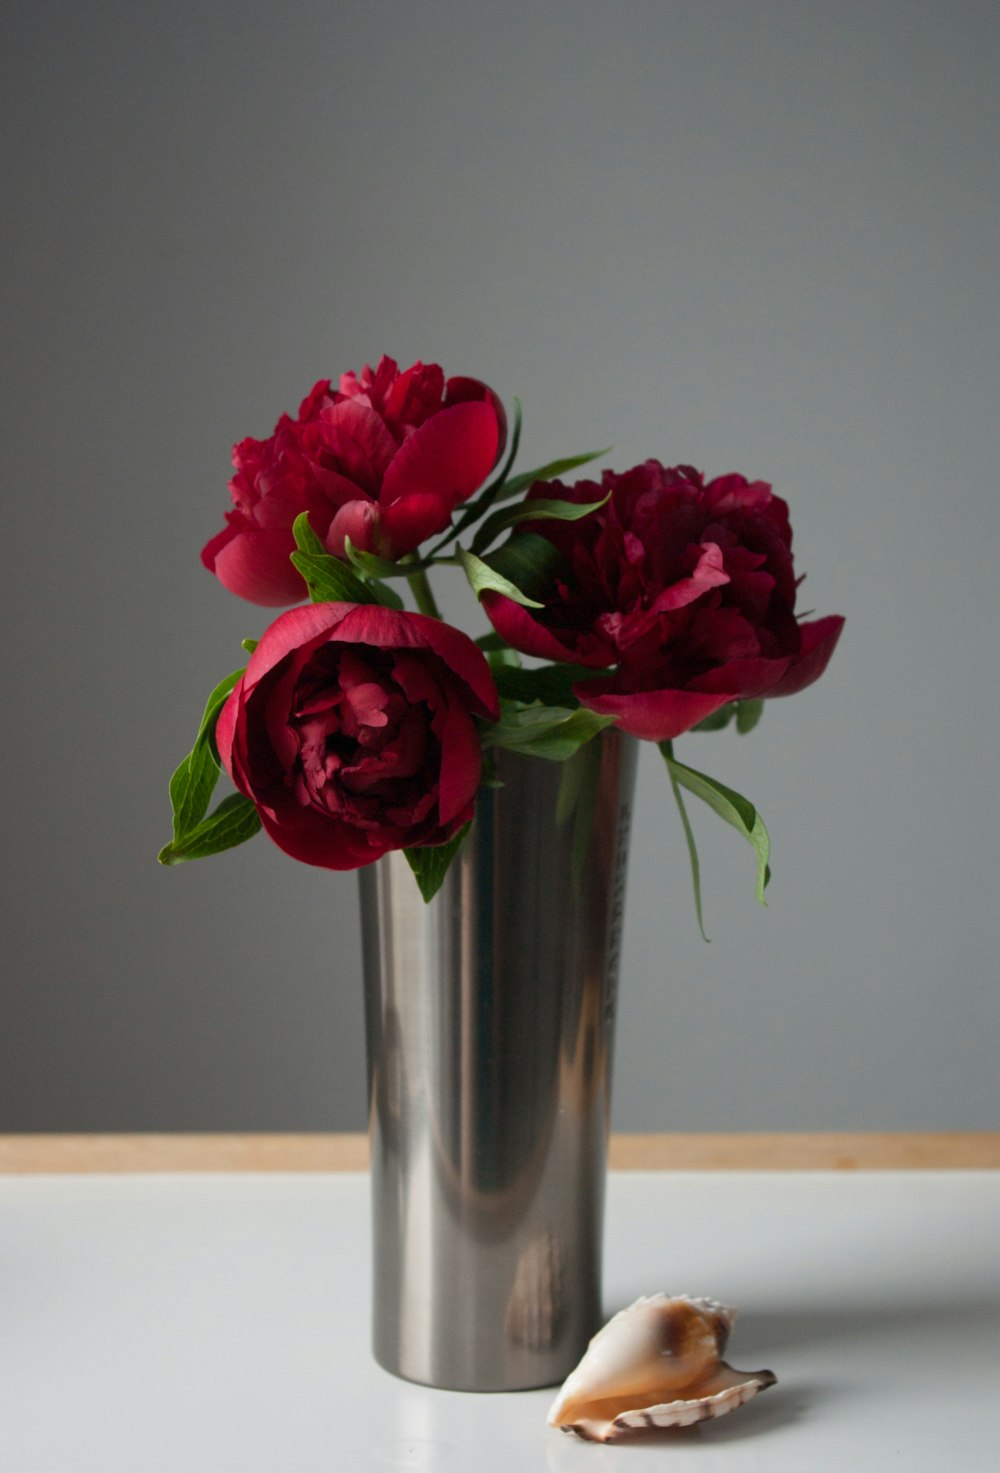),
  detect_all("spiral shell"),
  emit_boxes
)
[547,1294,776,1442]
